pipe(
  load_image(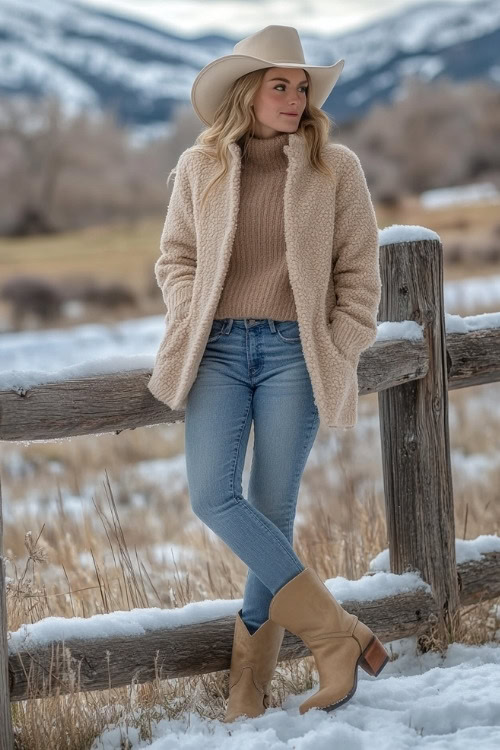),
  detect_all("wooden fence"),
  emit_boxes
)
[1,235,500,748]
